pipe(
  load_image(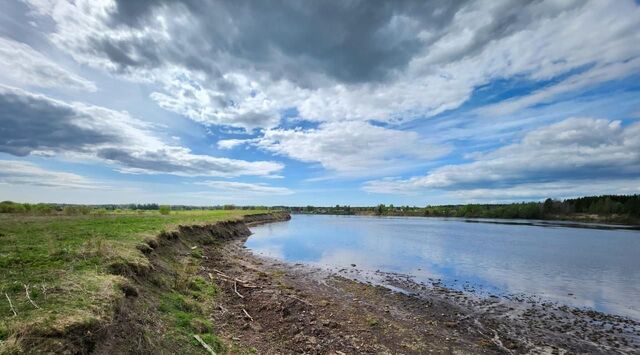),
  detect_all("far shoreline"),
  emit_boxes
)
[290,212,640,230]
